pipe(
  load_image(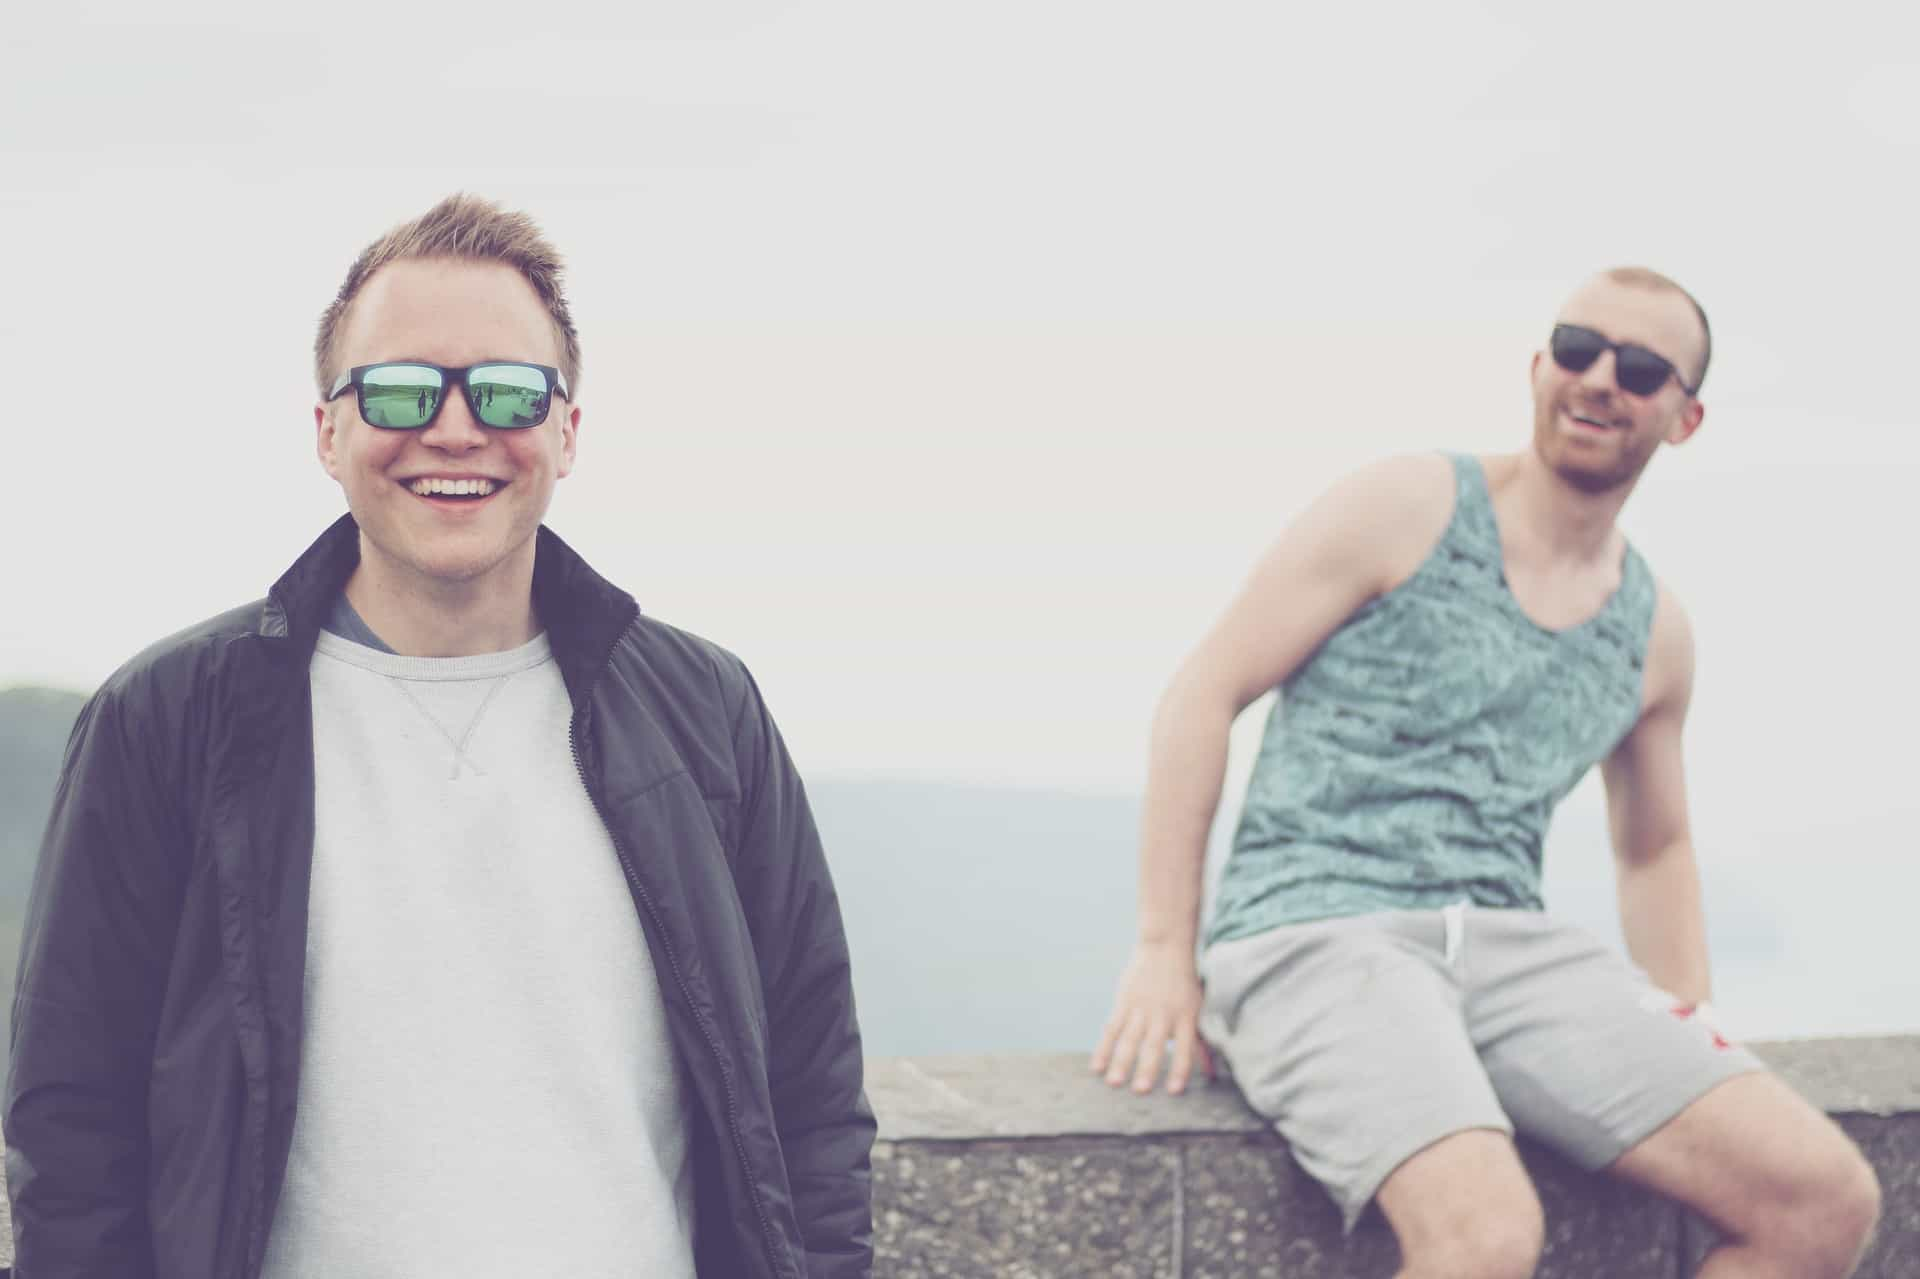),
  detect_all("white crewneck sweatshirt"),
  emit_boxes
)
[260,631,696,1278]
